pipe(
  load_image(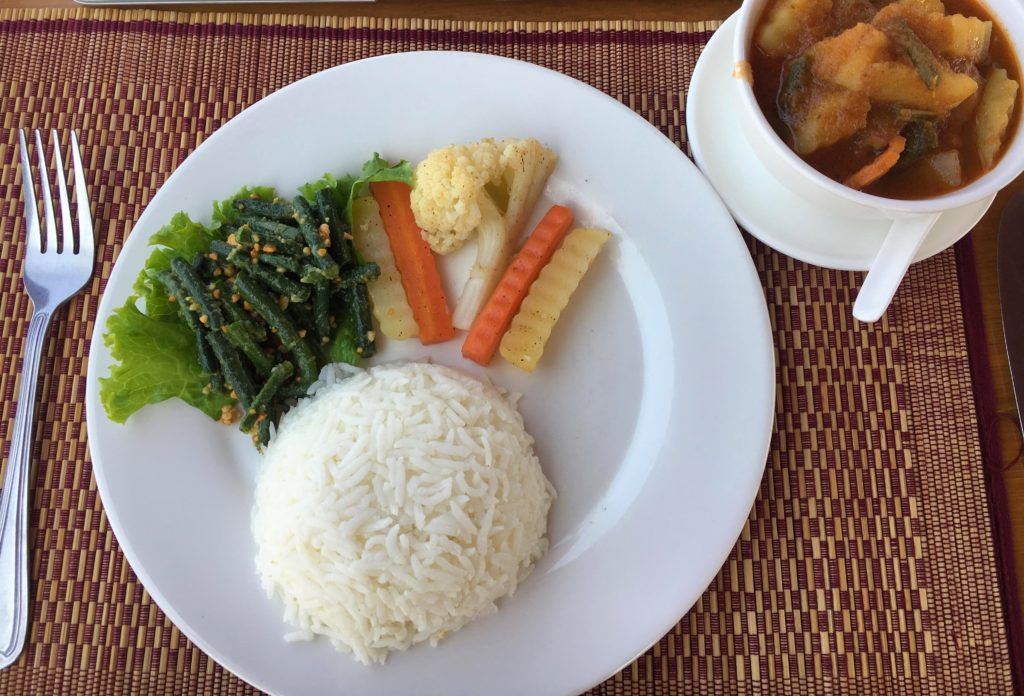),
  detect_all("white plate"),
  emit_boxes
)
[84,51,775,696]
[687,14,995,271]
